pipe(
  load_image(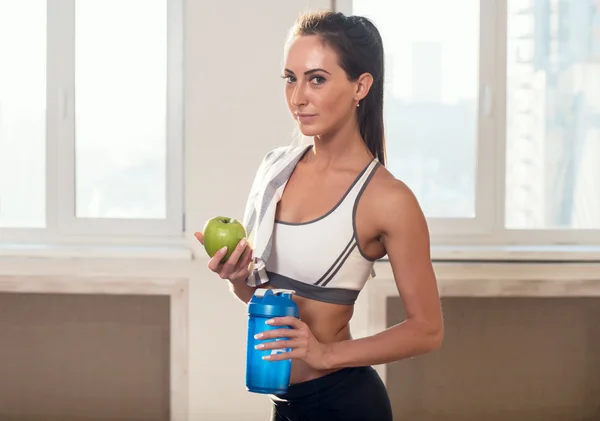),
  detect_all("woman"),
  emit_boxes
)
[196,10,443,421]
